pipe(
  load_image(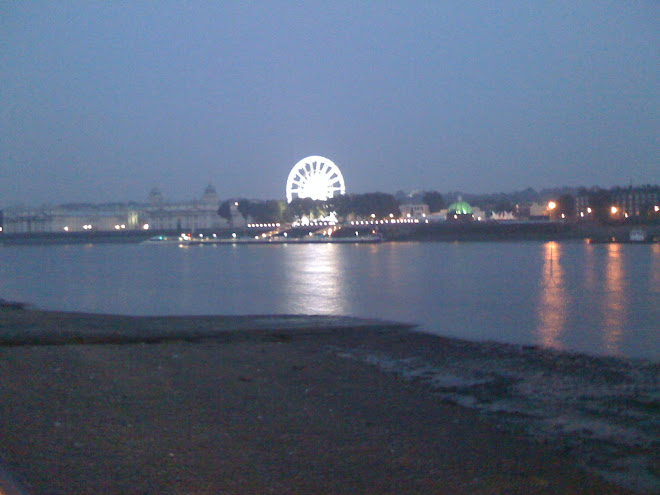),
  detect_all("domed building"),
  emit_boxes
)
[148,187,164,208]
[446,197,474,222]
[144,185,228,231]
[201,184,219,207]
